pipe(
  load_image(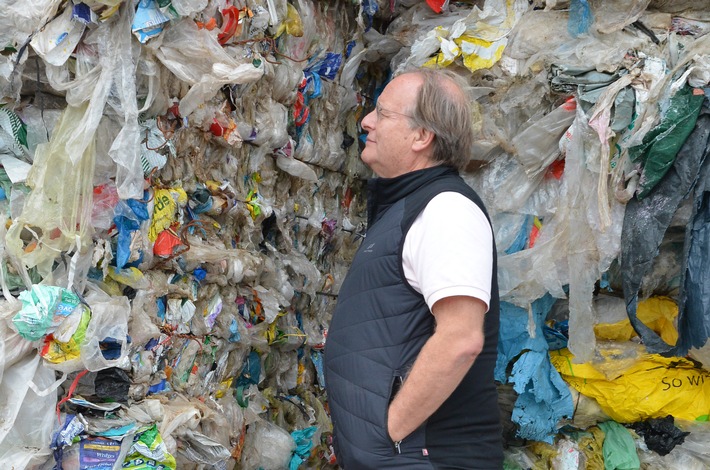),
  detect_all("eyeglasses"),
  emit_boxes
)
[375,103,413,121]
